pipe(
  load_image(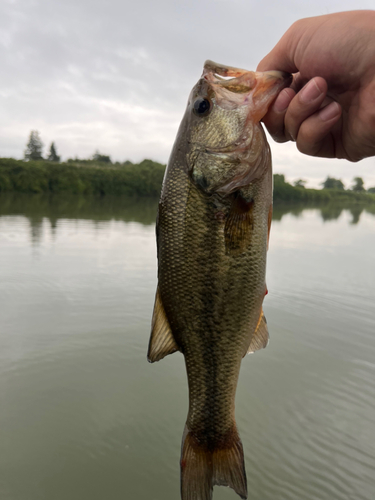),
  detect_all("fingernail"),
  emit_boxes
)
[273,88,293,113]
[300,78,323,103]
[319,101,341,121]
